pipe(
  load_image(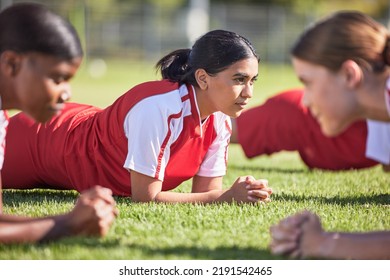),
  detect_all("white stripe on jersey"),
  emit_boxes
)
[366,119,390,164]
[0,110,9,169]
